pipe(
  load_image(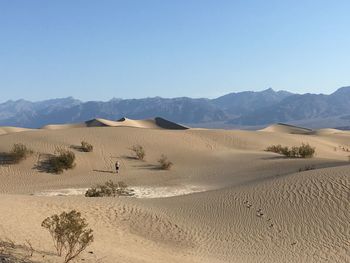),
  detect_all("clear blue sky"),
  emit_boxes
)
[1,0,350,102]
